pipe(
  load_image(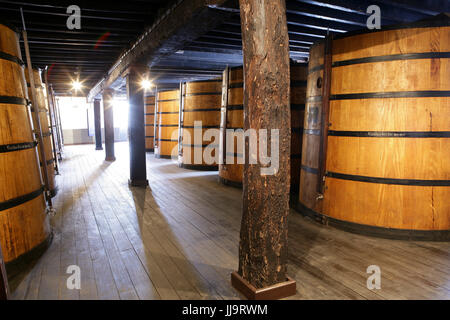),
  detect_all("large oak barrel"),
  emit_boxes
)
[145,95,155,152]
[179,79,222,170]
[155,89,180,159]
[25,68,57,197]
[219,67,244,187]
[219,64,308,191]
[298,15,450,241]
[0,23,51,265]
